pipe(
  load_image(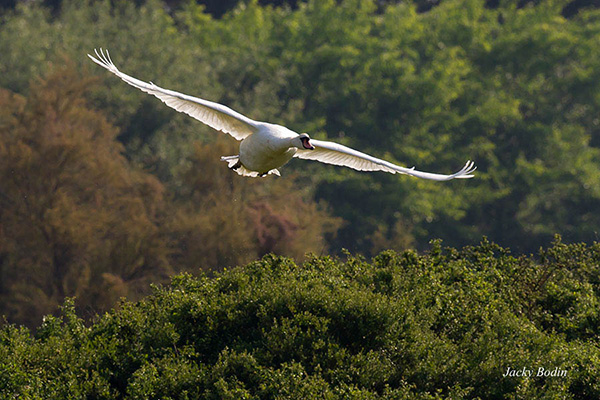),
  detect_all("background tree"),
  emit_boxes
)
[0,58,343,328]
[169,137,341,270]
[3,0,600,254]
[0,62,171,328]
